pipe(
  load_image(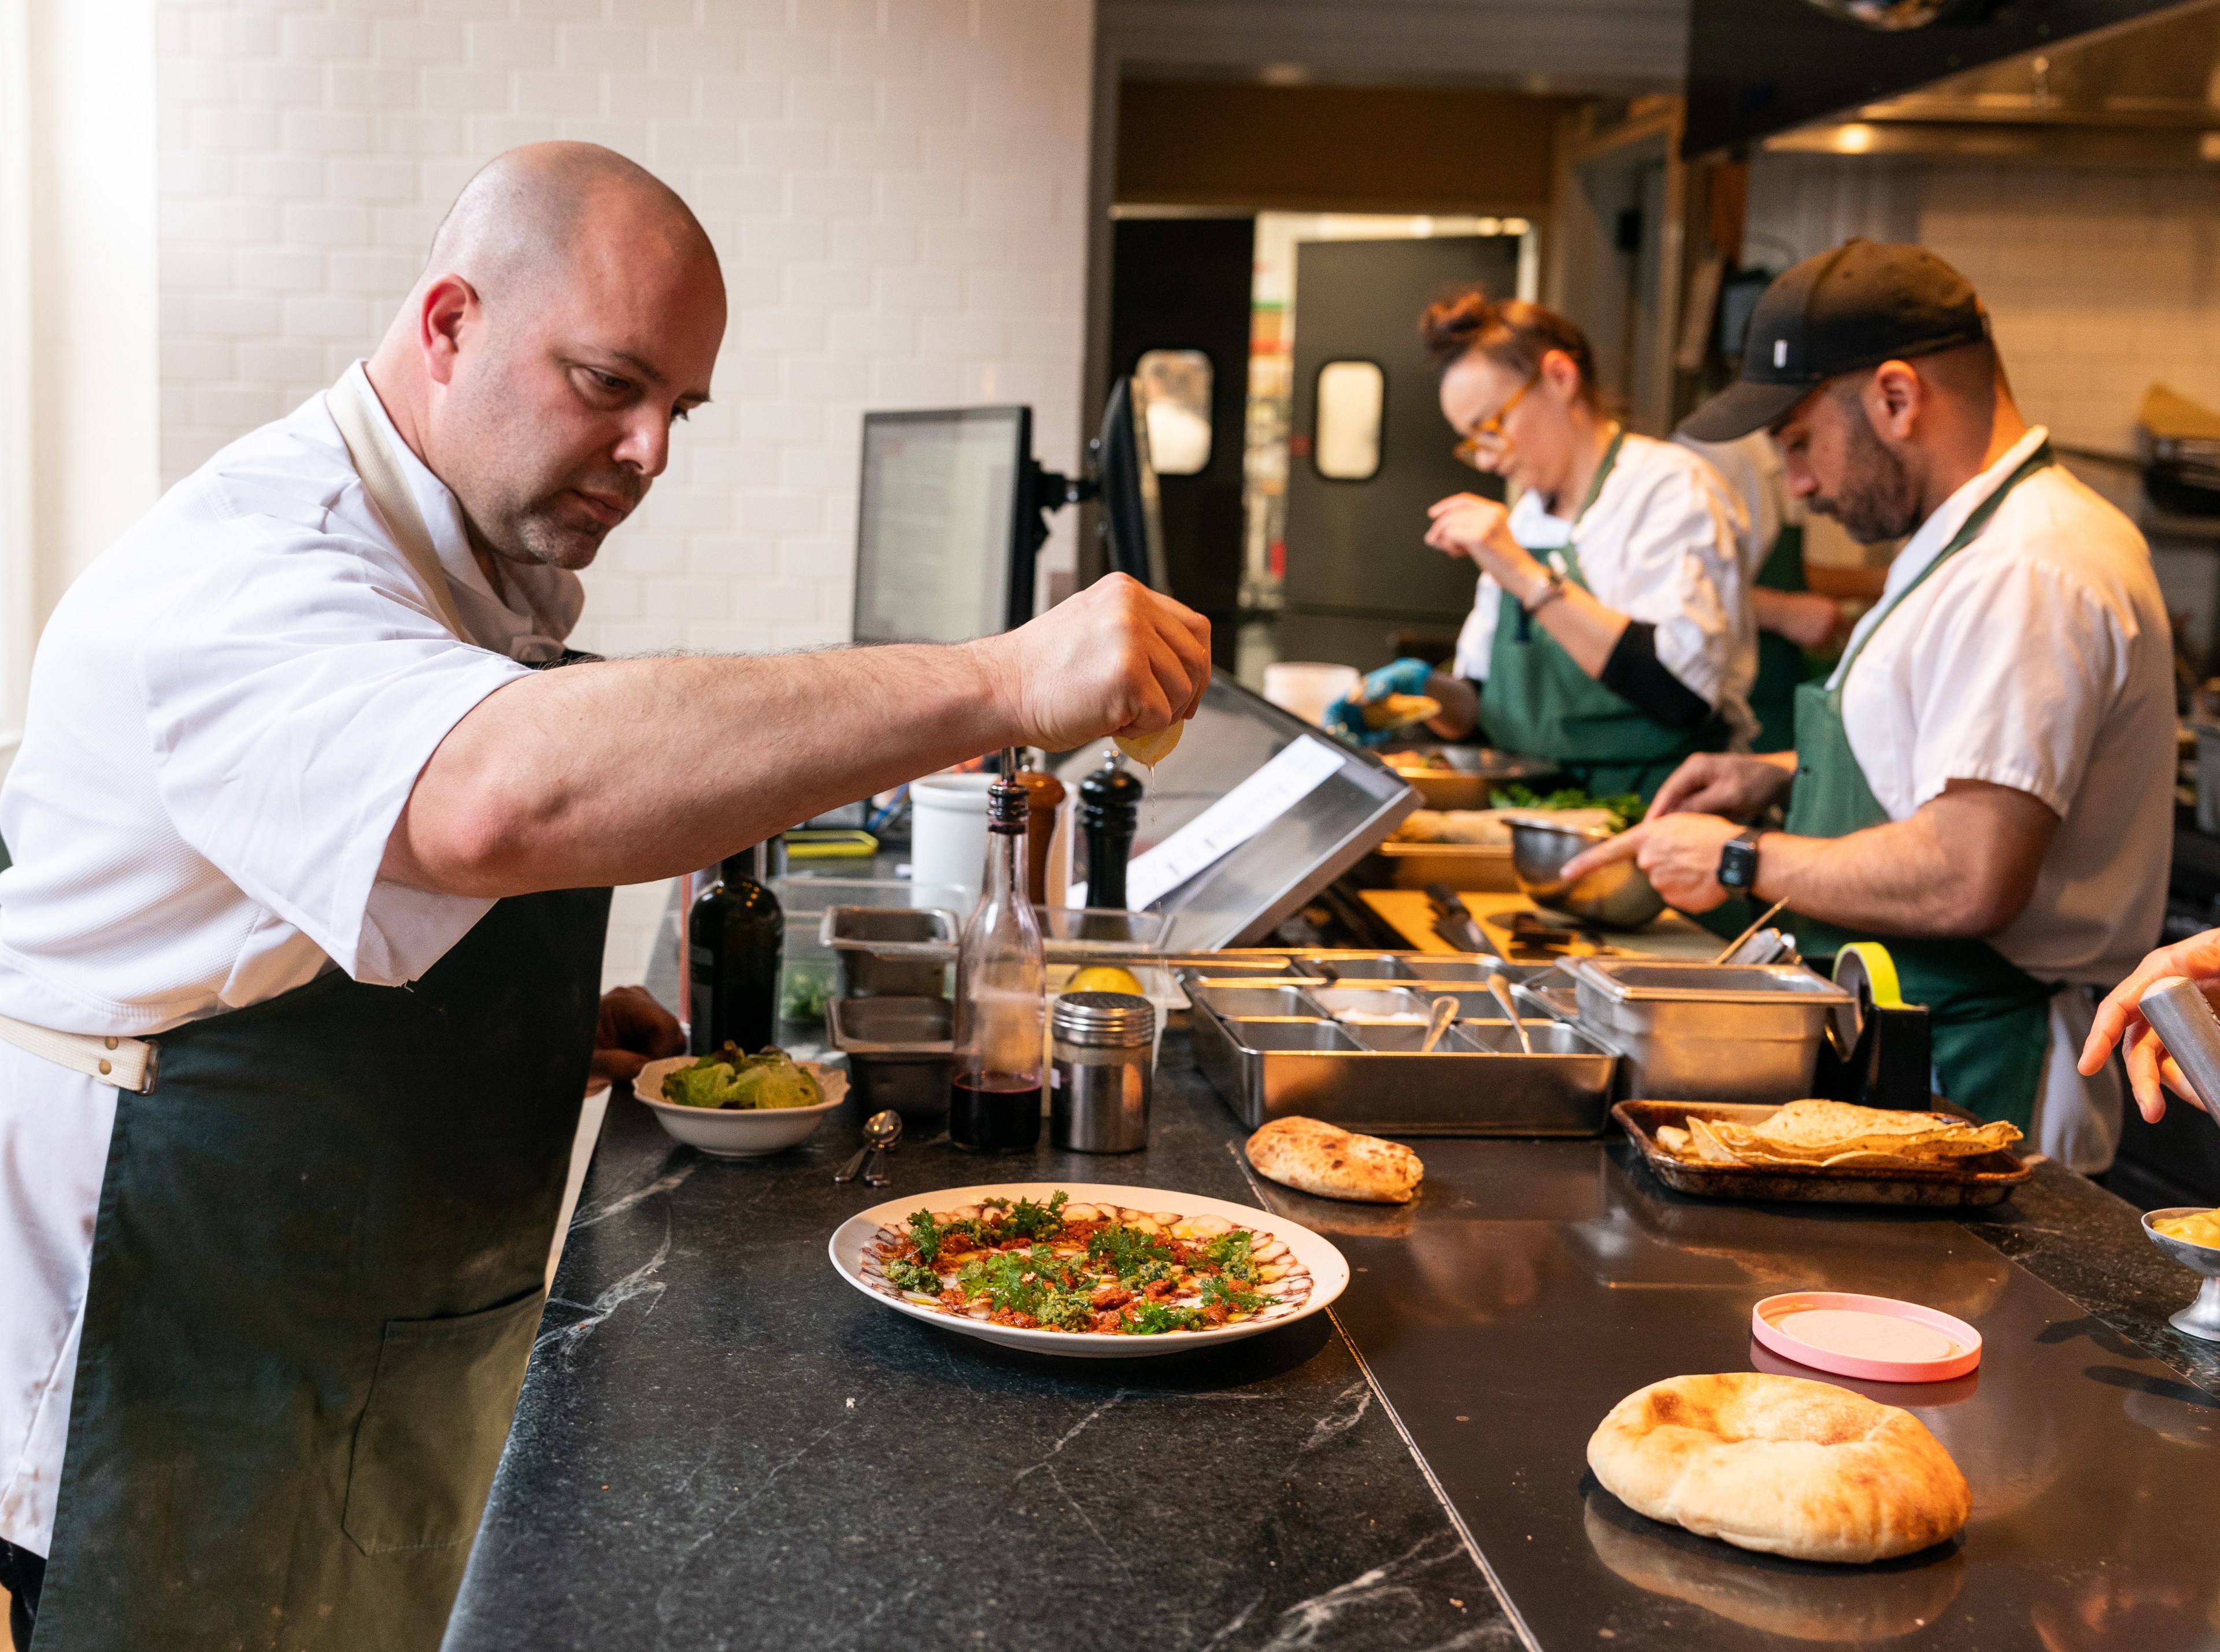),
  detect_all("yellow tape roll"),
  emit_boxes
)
[1833,940,1905,1009]
[1114,723,1183,767]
